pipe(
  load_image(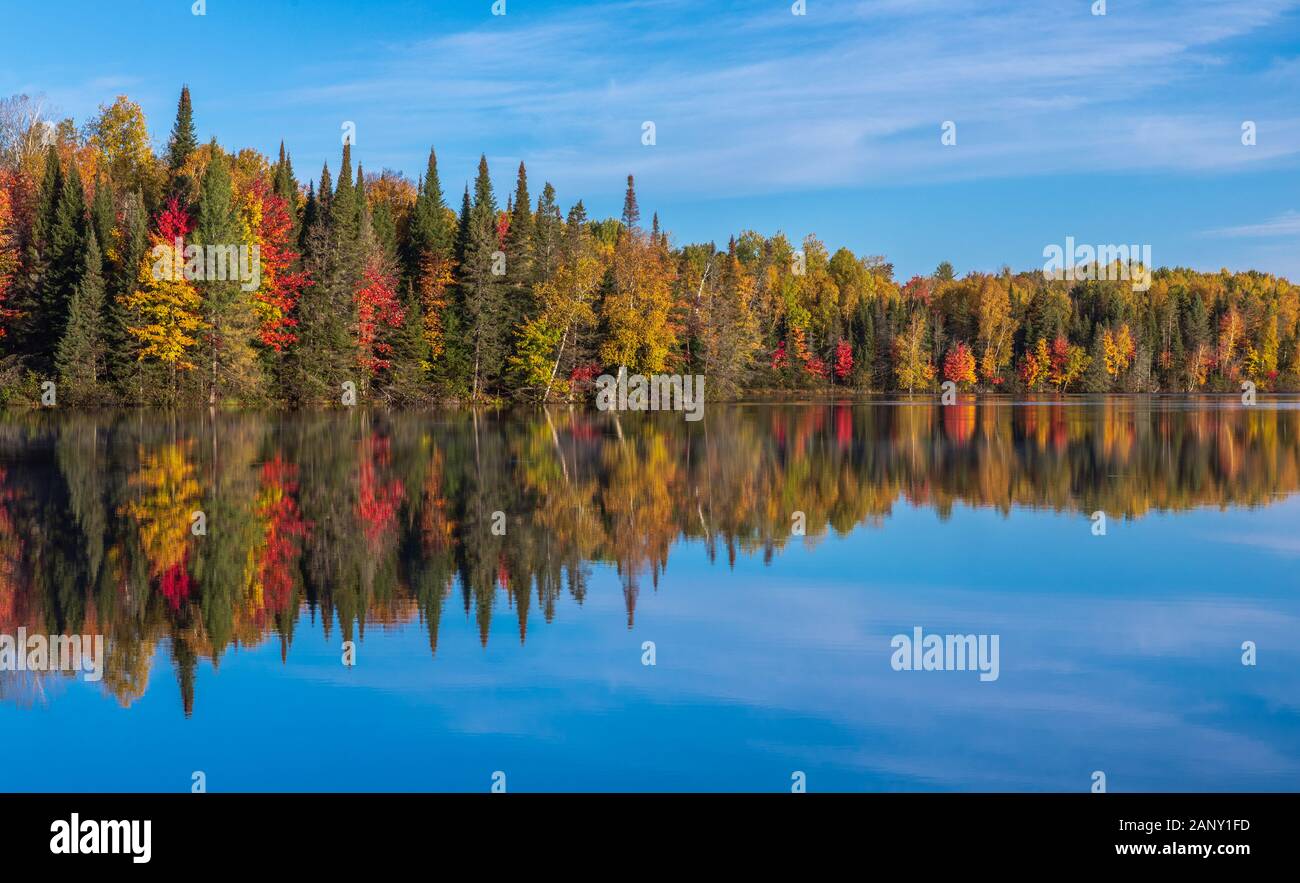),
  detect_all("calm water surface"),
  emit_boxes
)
[1,399,1297,791]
